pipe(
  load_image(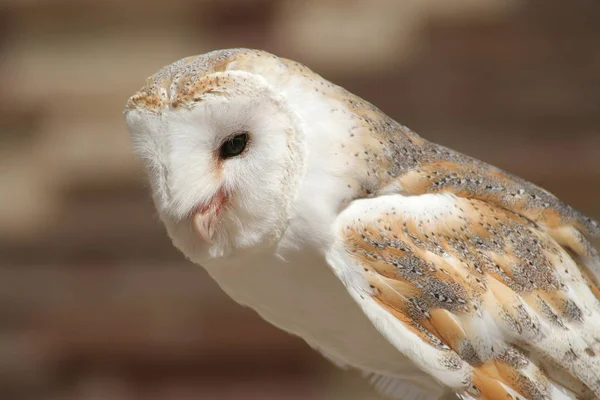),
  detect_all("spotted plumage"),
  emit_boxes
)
[329,193,600,399]
[125,48,600,400]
